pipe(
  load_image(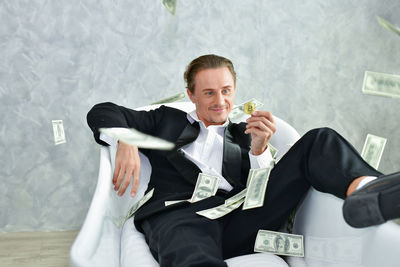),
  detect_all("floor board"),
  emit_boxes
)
[0,230,79,267]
